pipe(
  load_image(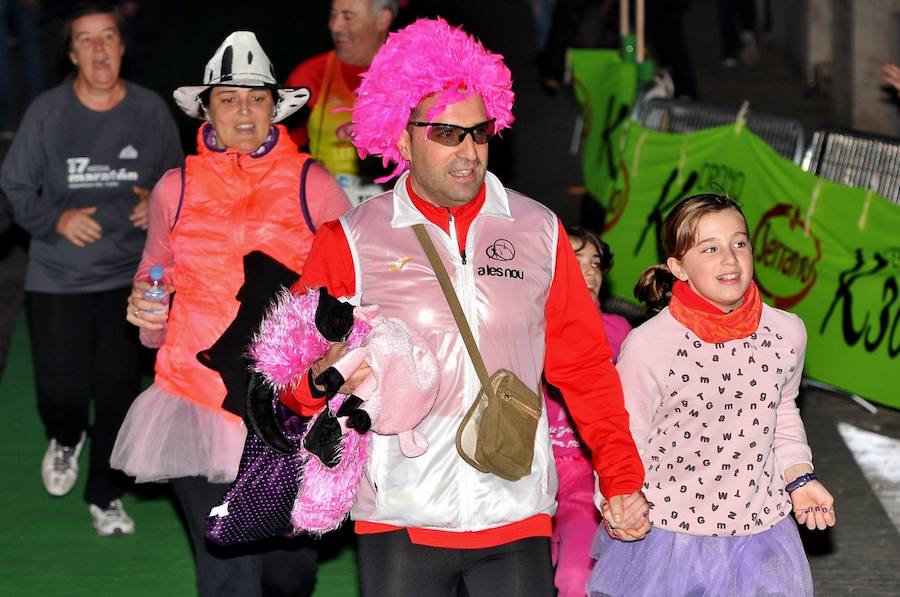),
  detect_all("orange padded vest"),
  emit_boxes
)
[154,124,316,416]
